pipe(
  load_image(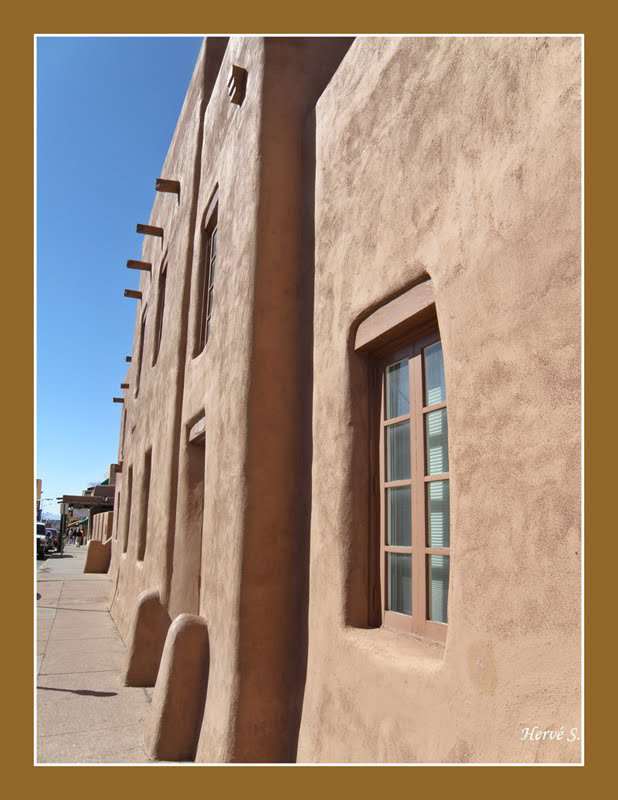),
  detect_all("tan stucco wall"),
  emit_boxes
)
[183,36,354,764]
[159,35,266,761]
[95,511,113,542]
[296,36,581,763]
[109,39,214,635]
[108,36,581,764]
